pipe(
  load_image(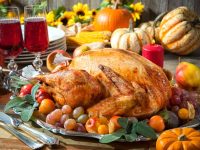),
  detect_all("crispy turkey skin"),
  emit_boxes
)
[36,48,171,118]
